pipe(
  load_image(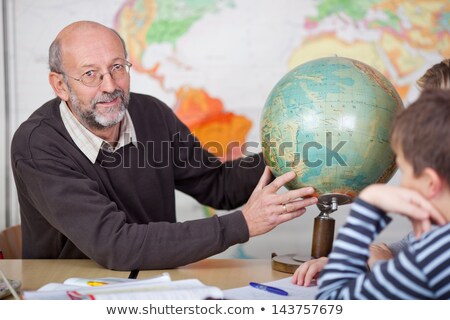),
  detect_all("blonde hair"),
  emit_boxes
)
[416,59,450,90]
